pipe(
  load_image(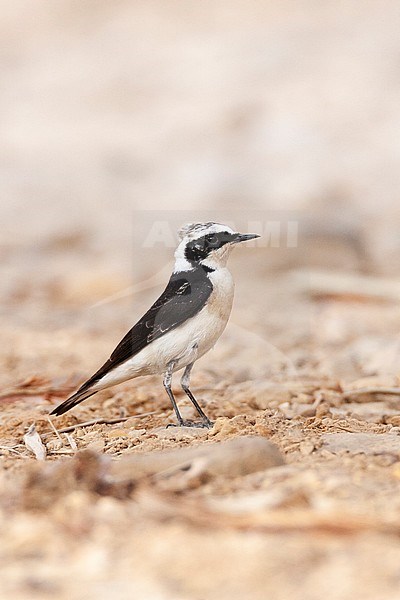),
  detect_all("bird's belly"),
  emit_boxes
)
[171,300,232,371]
[144,298,232,373]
